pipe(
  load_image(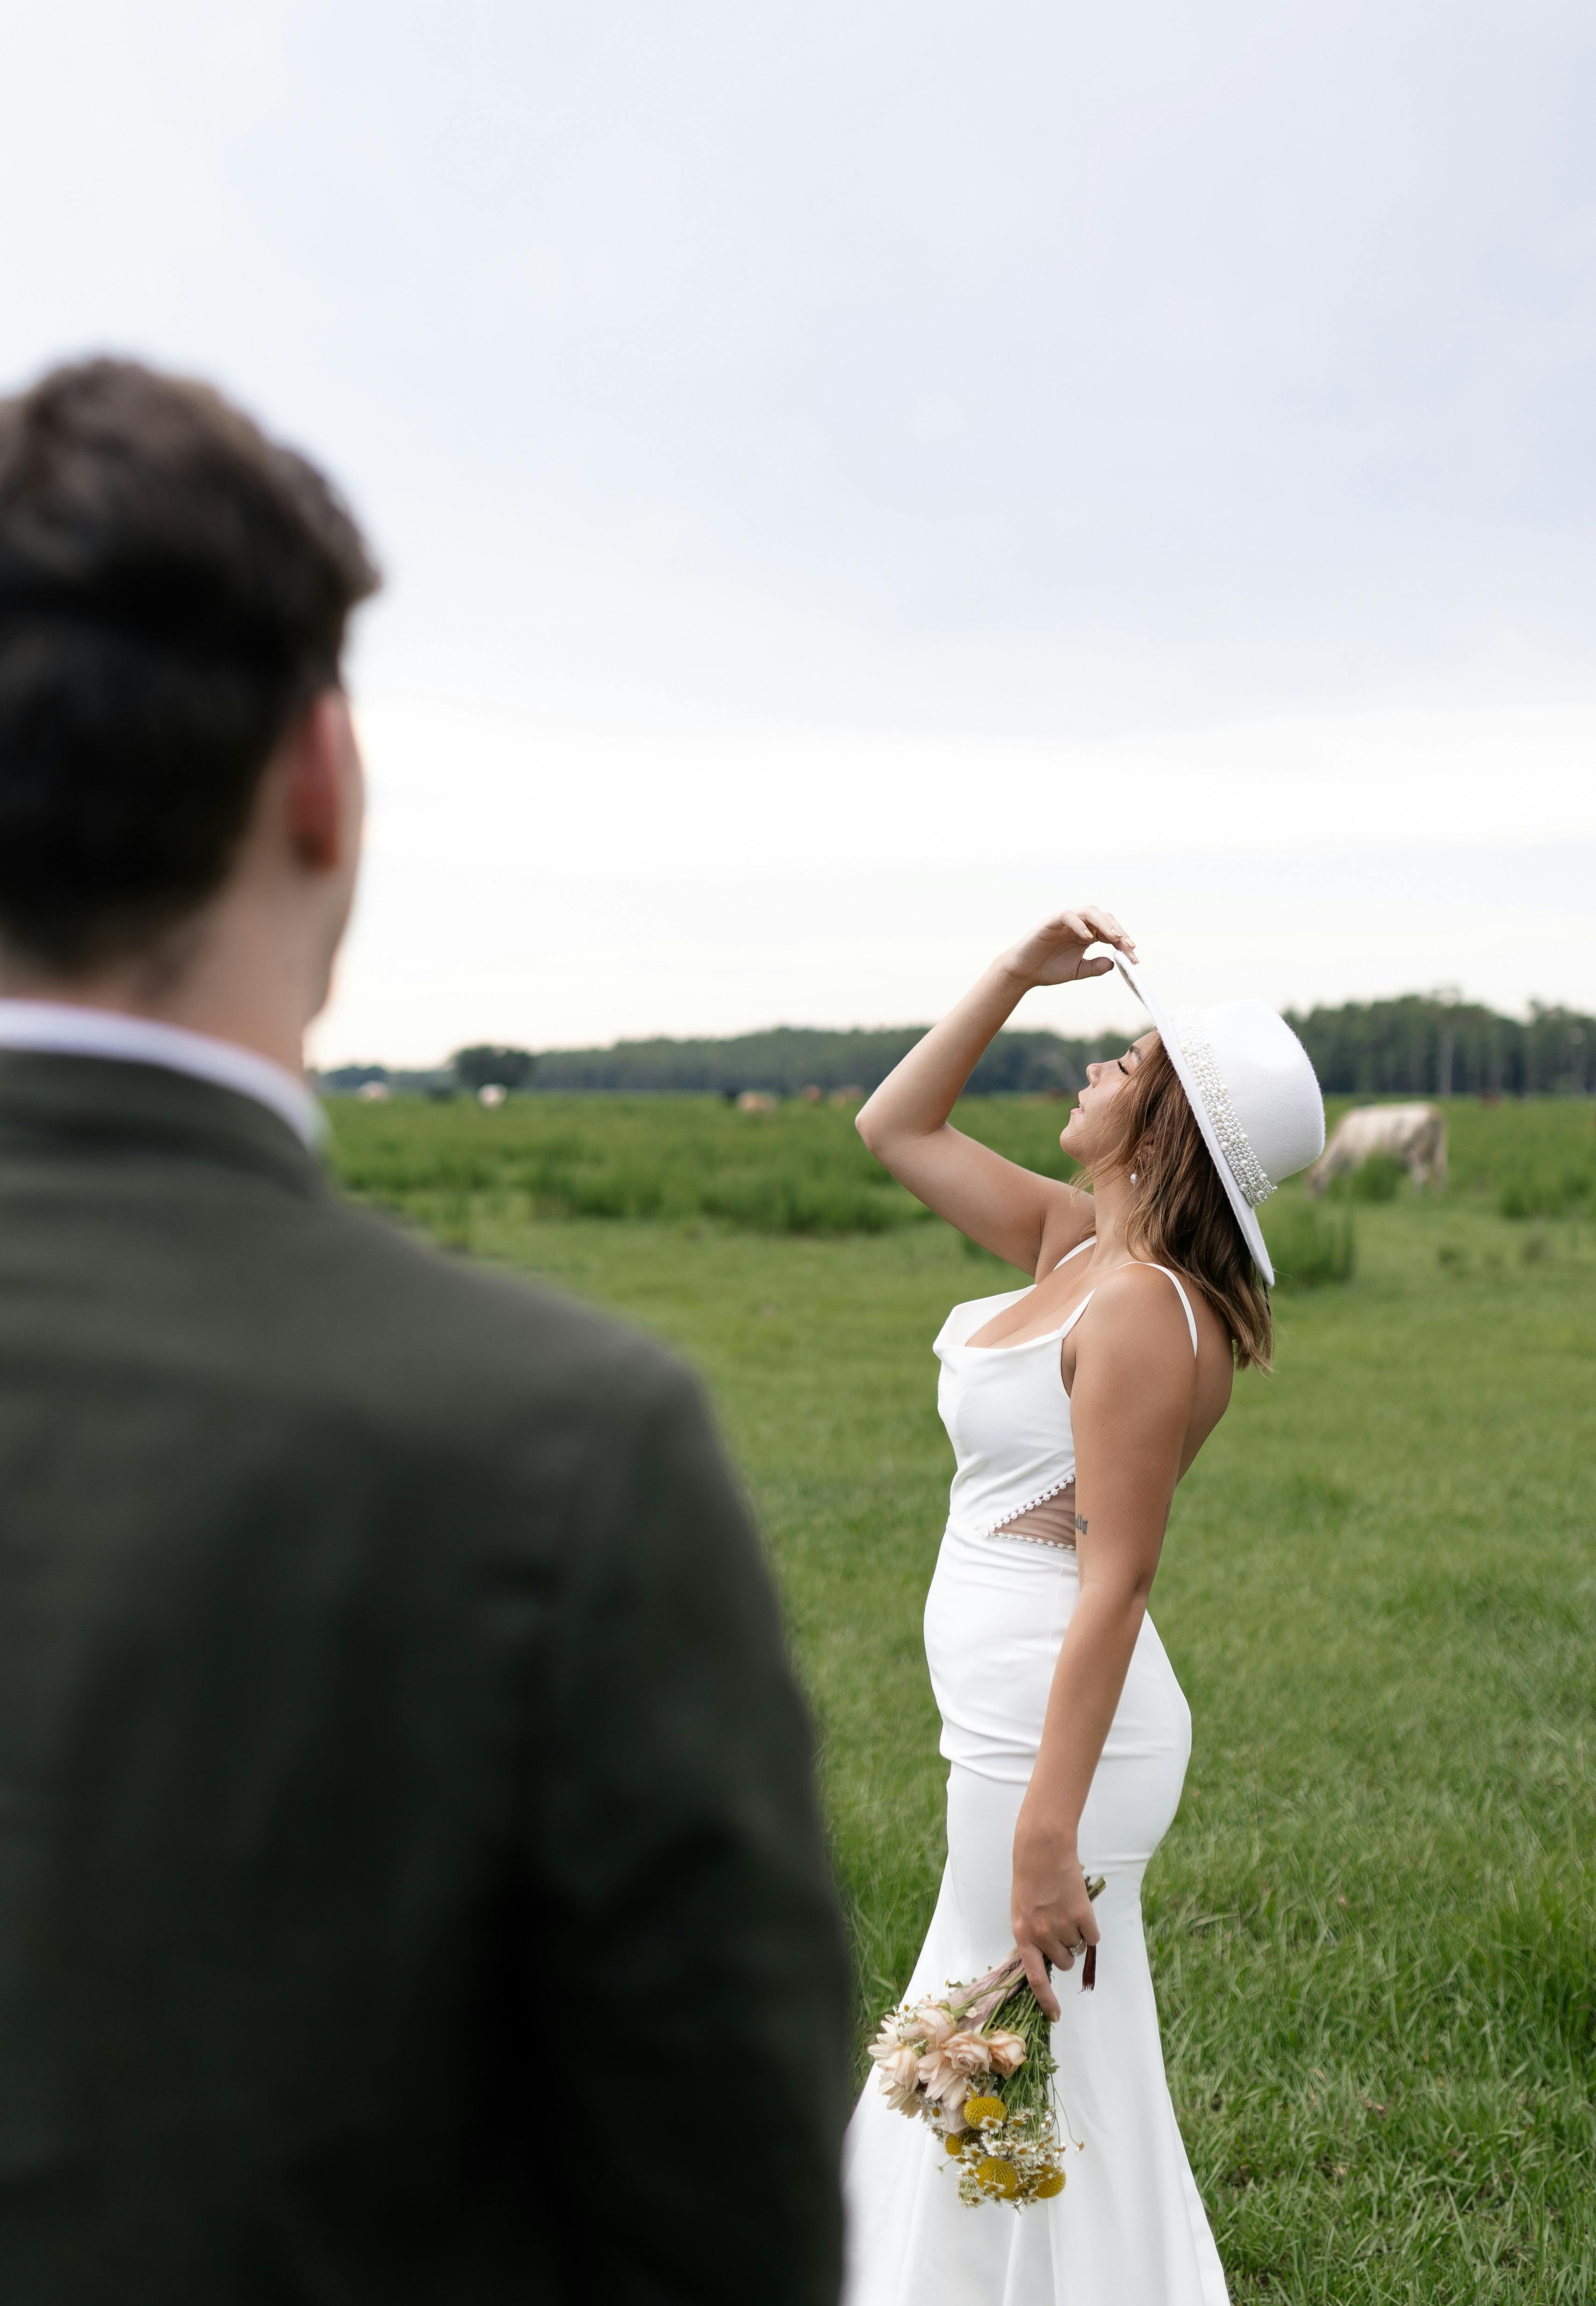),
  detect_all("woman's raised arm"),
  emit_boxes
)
[854,906,1137,1274]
